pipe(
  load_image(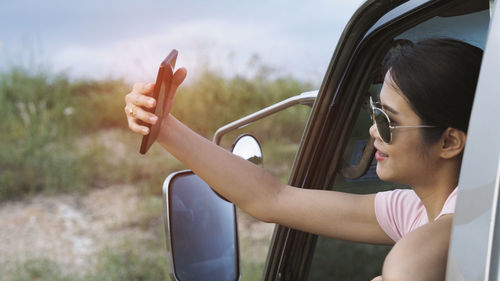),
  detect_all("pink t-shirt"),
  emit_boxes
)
[374,188,458,242]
